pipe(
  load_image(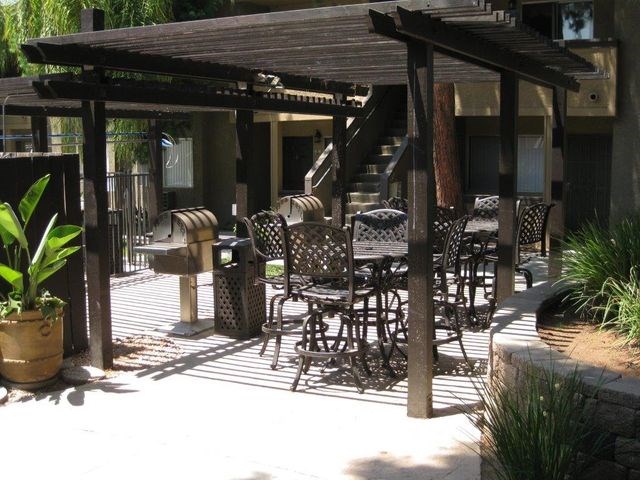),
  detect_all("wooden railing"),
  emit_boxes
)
[305,86,405,215]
